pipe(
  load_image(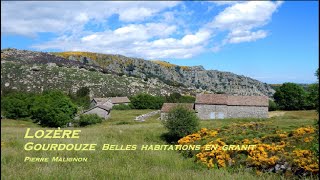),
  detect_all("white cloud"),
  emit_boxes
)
[181,30,211,46]
[209,1,282,48]
[1,1,179,36]
[33,24,209,59]
[212,1,283,30]
[2,1,283,59]
[226,30,268,44]
[118,7,153,22]
[81,34,98,42]
[210,1,241,6]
